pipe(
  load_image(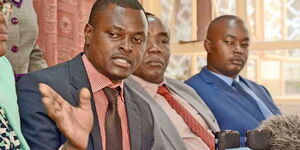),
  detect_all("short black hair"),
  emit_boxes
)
[88,0,145,27]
